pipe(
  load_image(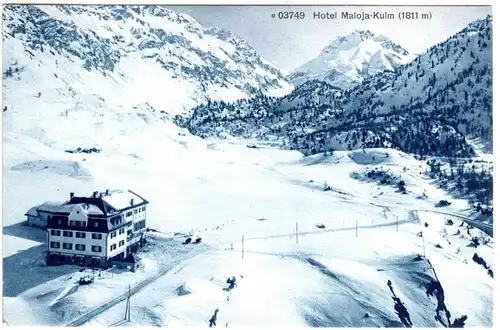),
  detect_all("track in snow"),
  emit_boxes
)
[64,239,211,327]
